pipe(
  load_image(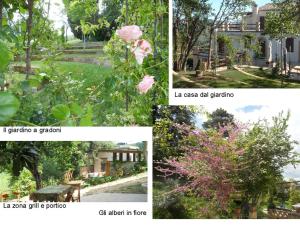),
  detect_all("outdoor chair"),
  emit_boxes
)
[12,191,21,202]
[0,193,9,202]
[63,170,83,202]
